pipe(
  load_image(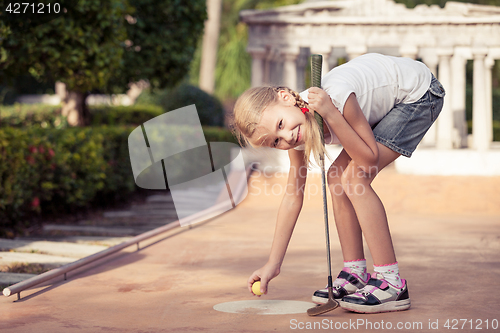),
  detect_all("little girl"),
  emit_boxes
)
[232,53,445,313]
